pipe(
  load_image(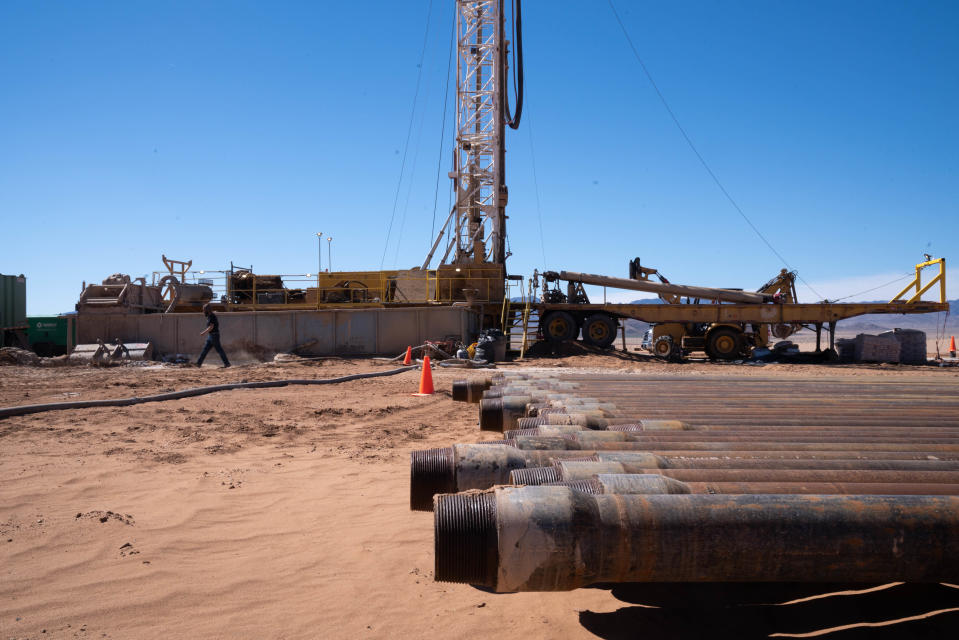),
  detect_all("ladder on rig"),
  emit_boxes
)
[500,272,541,359]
